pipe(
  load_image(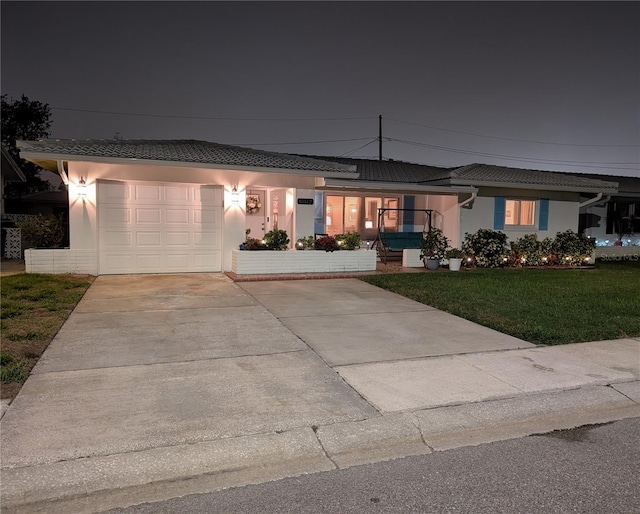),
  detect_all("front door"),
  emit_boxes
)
[245,189,266,240]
